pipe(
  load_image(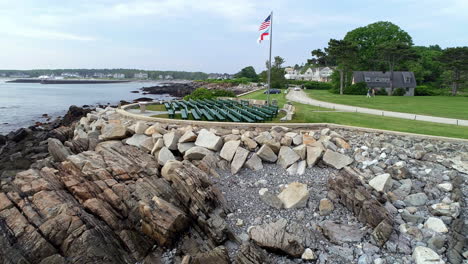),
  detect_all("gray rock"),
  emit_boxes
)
[249,218,304,257]
[178,130,197,143]
[134,121,148,134]
[184,146,213,161]
[256,145,277,163]
[195,129,223,151]
[306,146,323,167]
[163,131,180,150]
[245,153,263,171]
[126,134,150,148]
[293,144,306,160]
[297,160,306,175]
[259,189,283,209]
[277,182,309,209]
[157,147,175,166]
[322,150,353,169]
[231,147,249,175]
[99,123,127,140]
[220,140,241,162]
[404,193,428,207]
[254,131,273,145]
[48,138,72,162]
[321,221,365,243]
[177,142,195,155]
[277,146,300,169]
[412,246,444,264]
[369,173,392,192]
